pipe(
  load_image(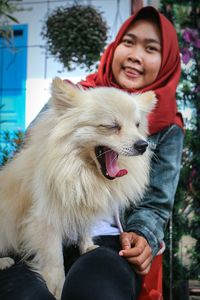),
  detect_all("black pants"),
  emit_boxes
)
[0,236,141,300]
